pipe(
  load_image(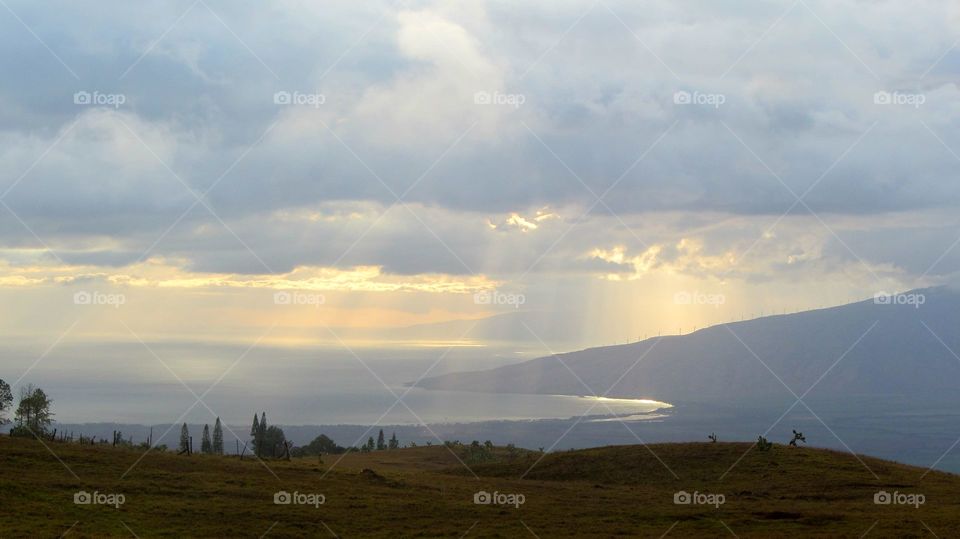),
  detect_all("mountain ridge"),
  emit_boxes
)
[416,287,960,407]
